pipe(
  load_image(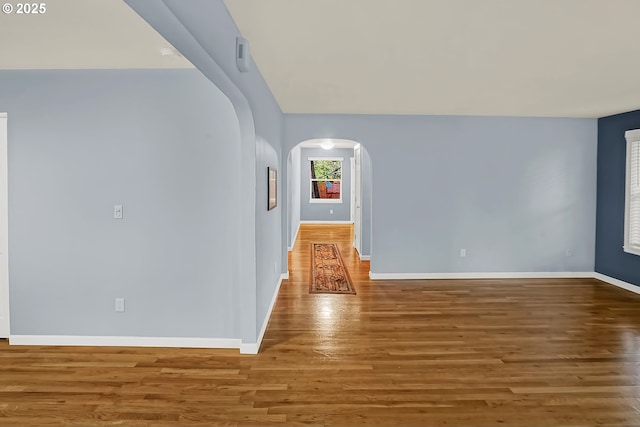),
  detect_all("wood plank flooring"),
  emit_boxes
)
[2,224,640,426]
